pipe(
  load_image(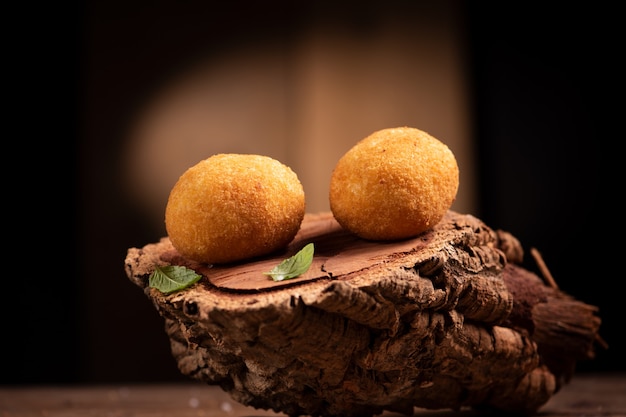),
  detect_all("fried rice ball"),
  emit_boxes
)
[329,127,459,241]
[165,154,305,264]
